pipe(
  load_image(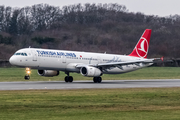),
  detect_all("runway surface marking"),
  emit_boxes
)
[1,79,180,90]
